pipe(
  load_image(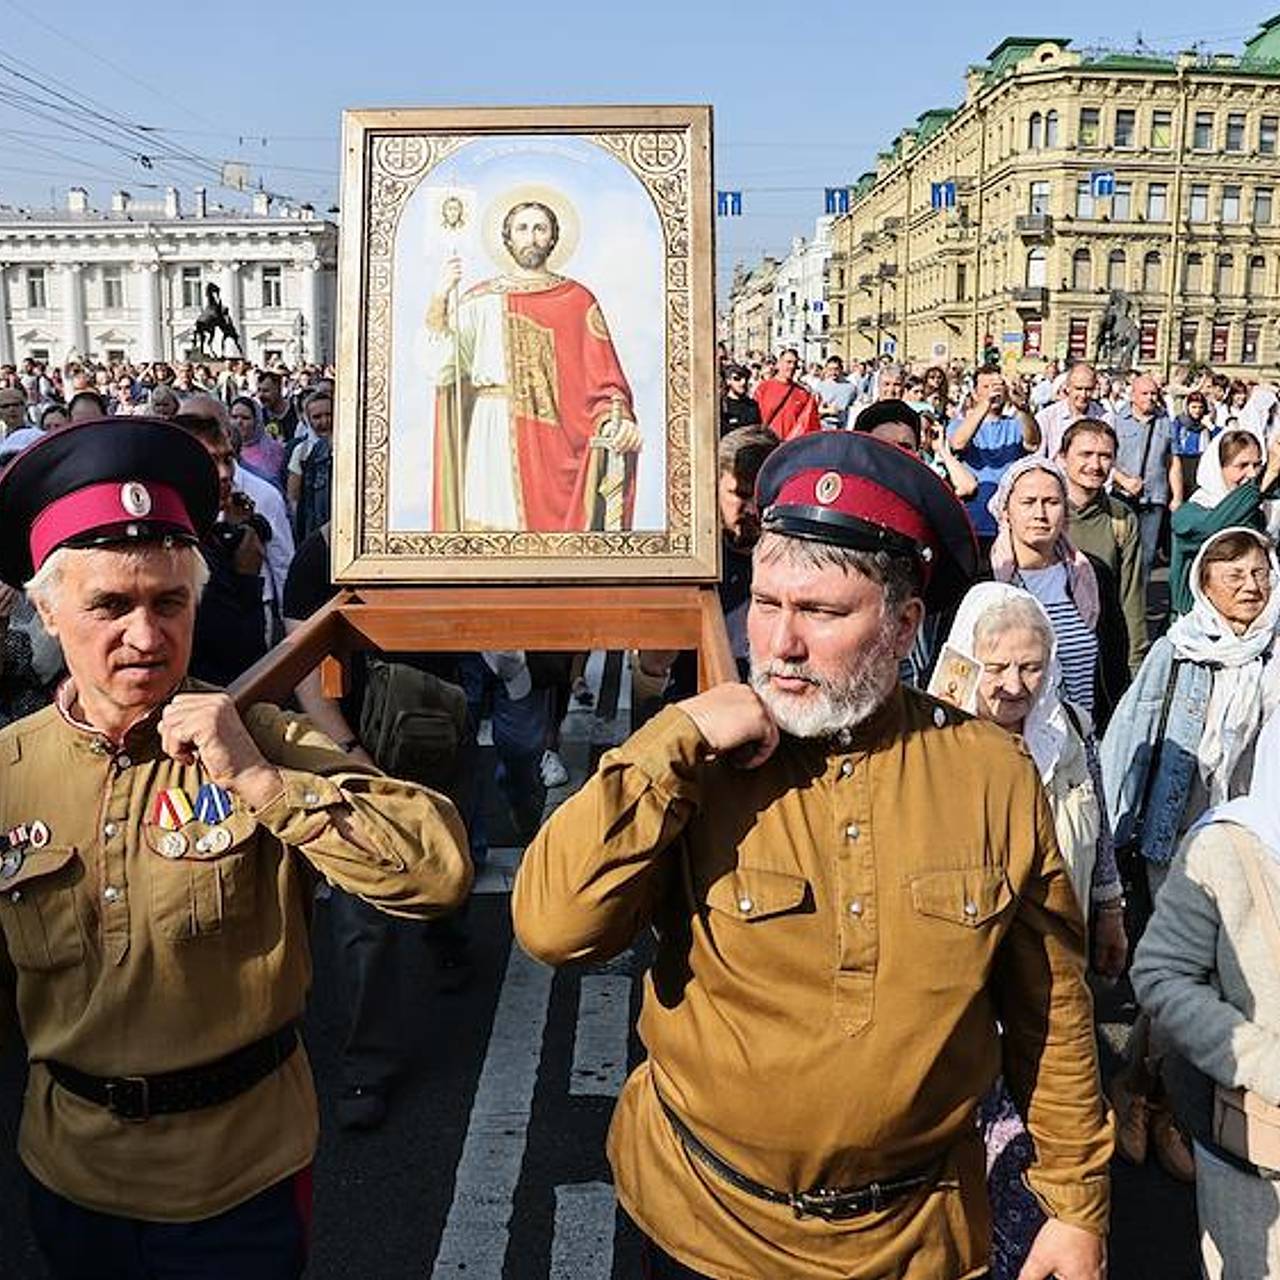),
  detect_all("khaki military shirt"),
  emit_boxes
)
[0,682,471,1221]
[513,688,1112,1280]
